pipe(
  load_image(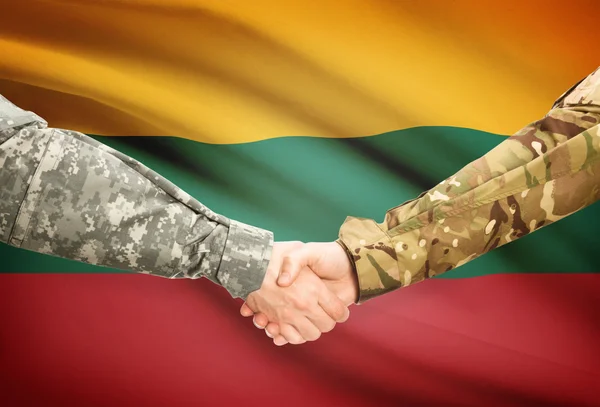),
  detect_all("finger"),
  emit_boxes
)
[306,308,336,334]
[318,285,351,323]
[265,322,280,338]
[273,335,288,346]
[291,317,322,342]
[279,324,307,345]
[240,303,255,317]
[278,246,311,287]
[253,313,269,329]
